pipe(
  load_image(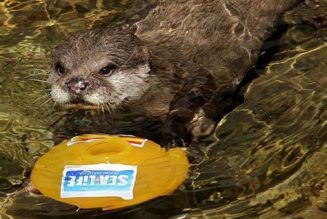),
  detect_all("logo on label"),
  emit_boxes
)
[61,164,137,200]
